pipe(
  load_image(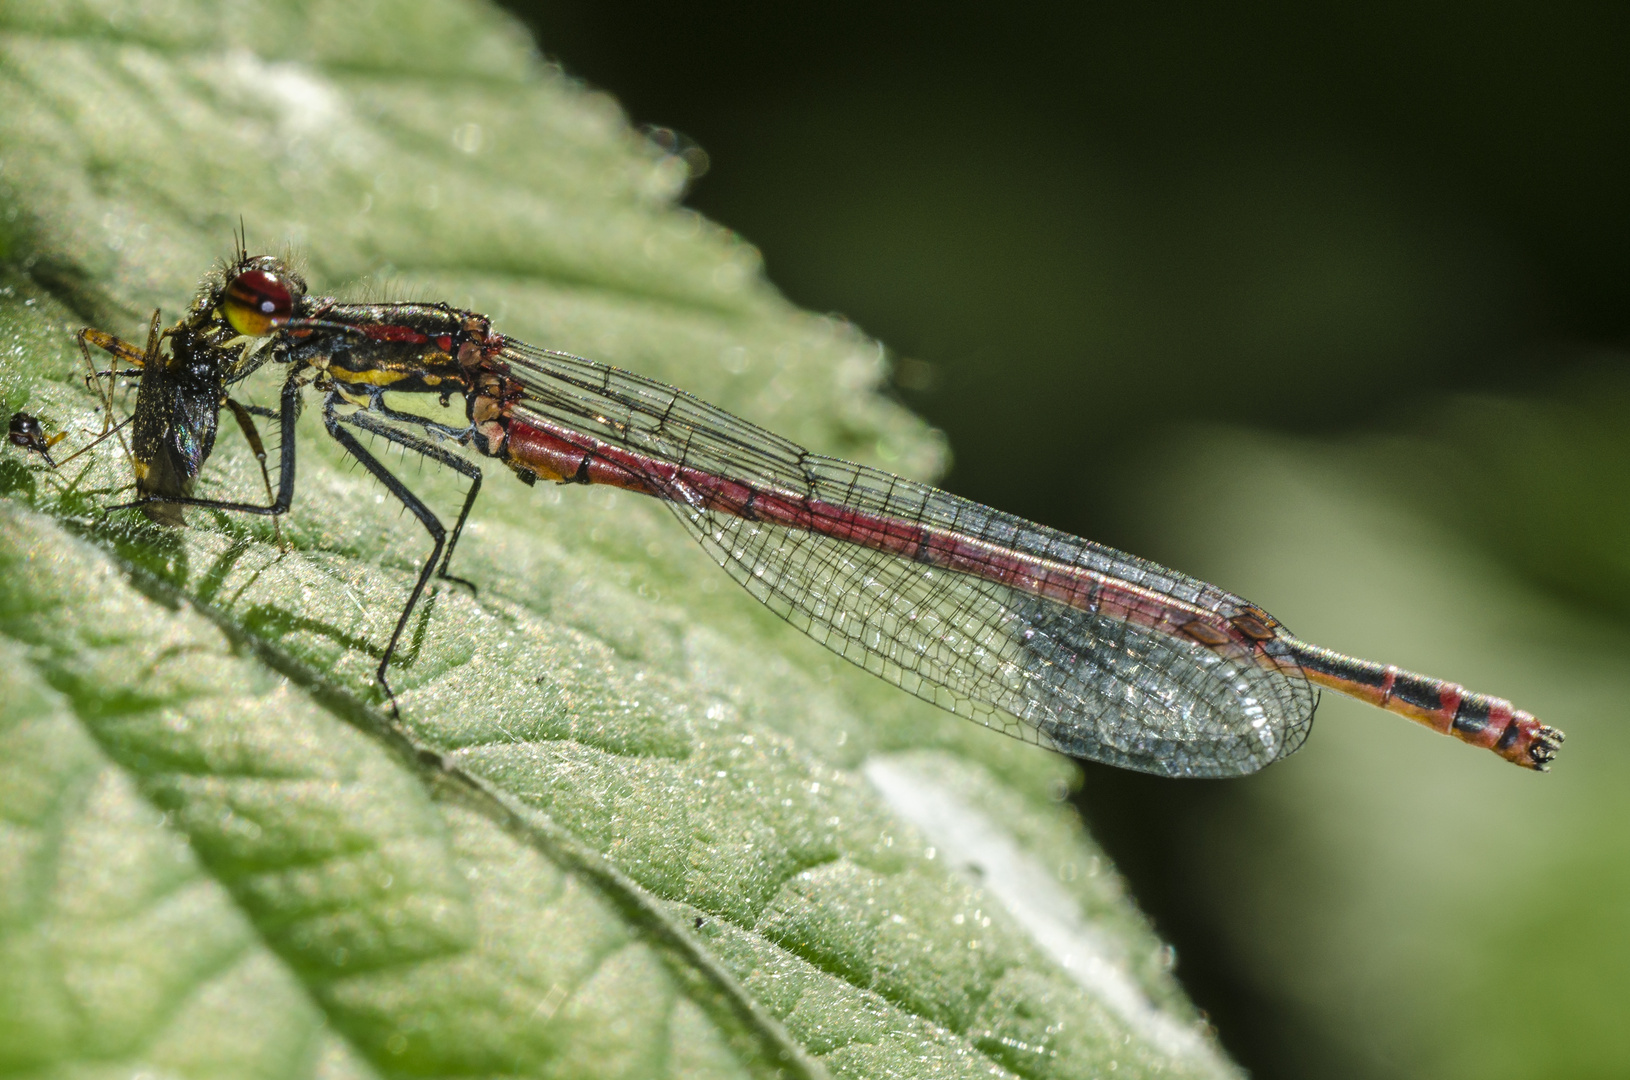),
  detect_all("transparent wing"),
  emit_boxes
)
[500,341,1316,776]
